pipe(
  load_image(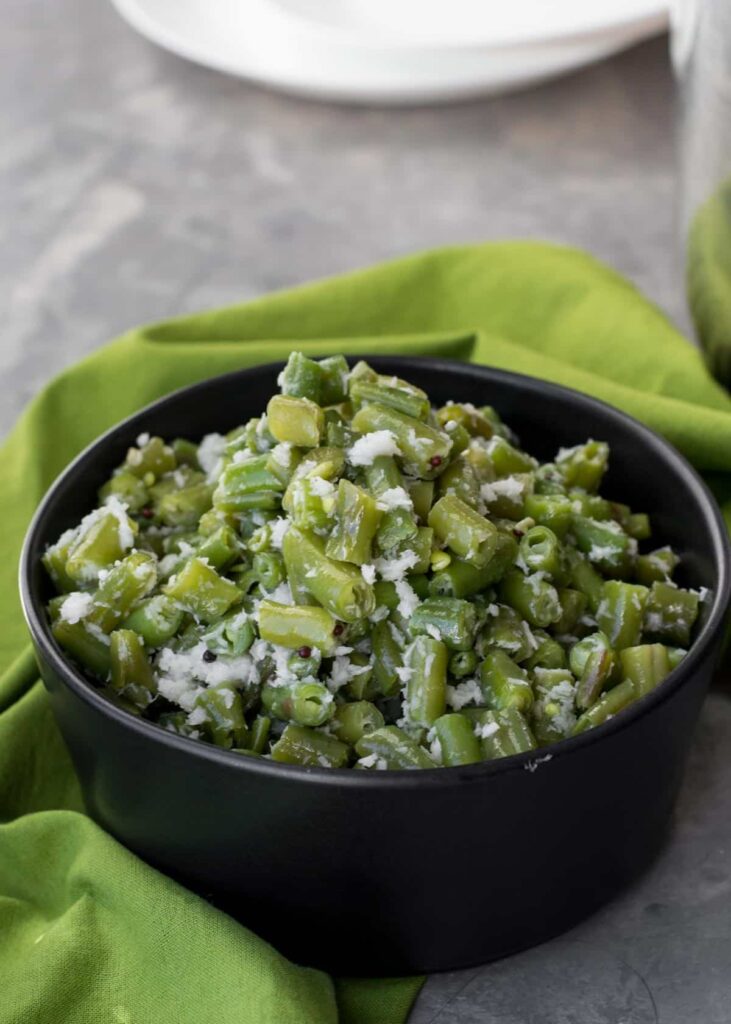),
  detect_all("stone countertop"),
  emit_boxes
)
[4,4,729,1022]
